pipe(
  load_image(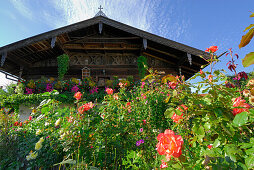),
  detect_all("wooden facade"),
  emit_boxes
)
[0,15,209,82]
